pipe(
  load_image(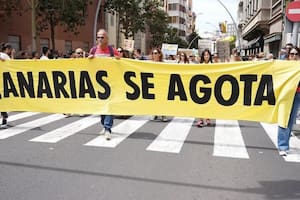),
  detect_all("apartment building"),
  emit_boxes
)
[0,0,150,56]
[238,0,299,57]
[164,0,195,41]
